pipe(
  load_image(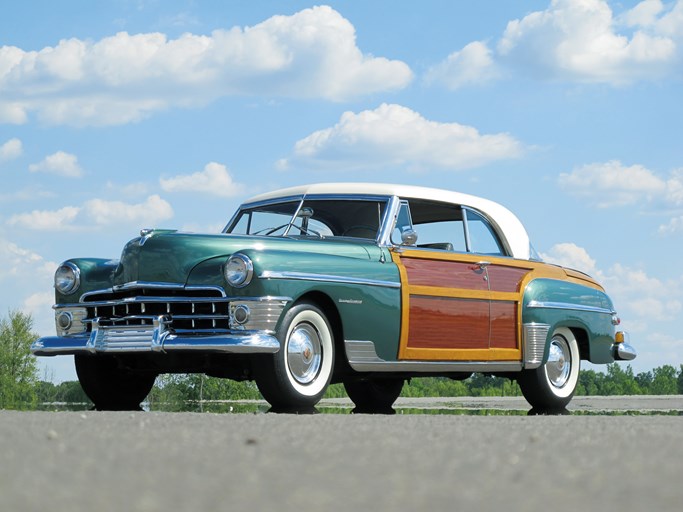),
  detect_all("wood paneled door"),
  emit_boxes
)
[392,249,532,362]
